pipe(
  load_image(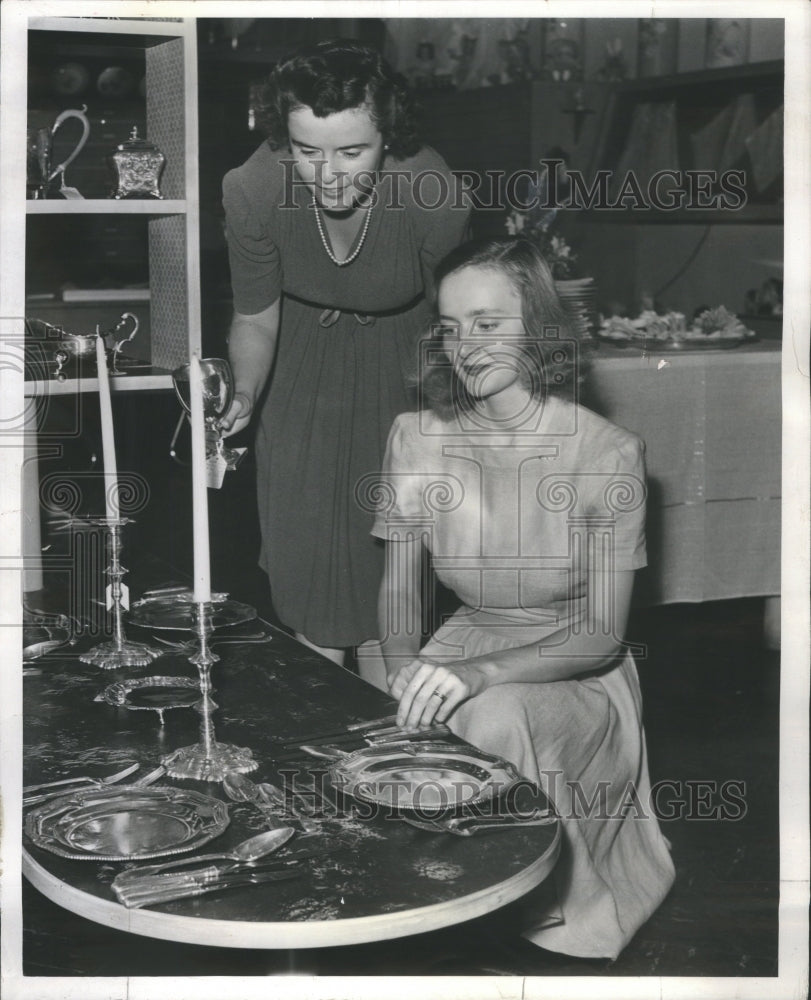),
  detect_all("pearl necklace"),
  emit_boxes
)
[312,197,373,267]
